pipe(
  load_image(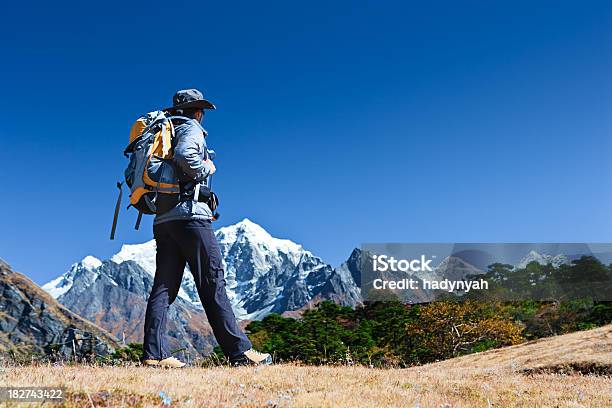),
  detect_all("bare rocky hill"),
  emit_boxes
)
[0,259,118,359]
